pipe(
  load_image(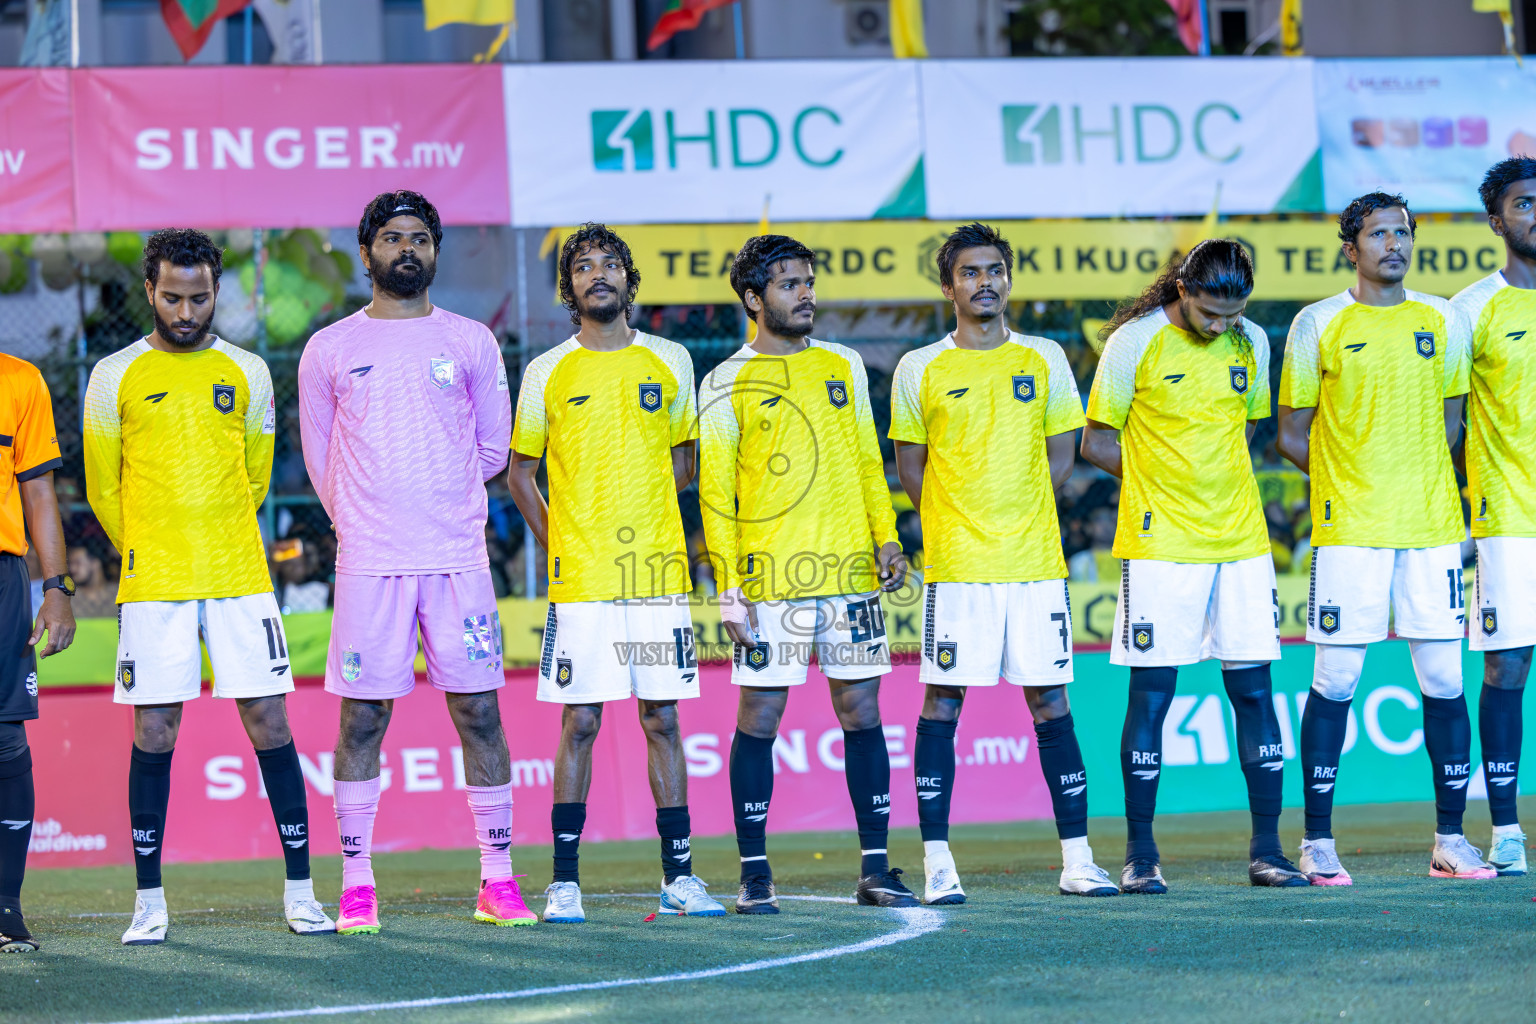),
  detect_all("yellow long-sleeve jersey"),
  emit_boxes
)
[698,341,898,601]
[83,338,275,603]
